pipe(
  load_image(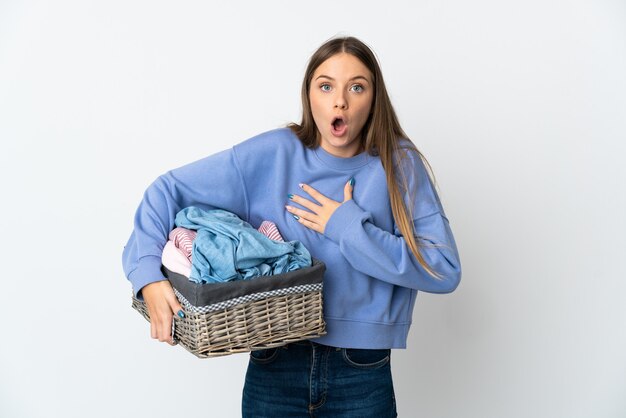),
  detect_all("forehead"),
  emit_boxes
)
[313,53,372,81]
